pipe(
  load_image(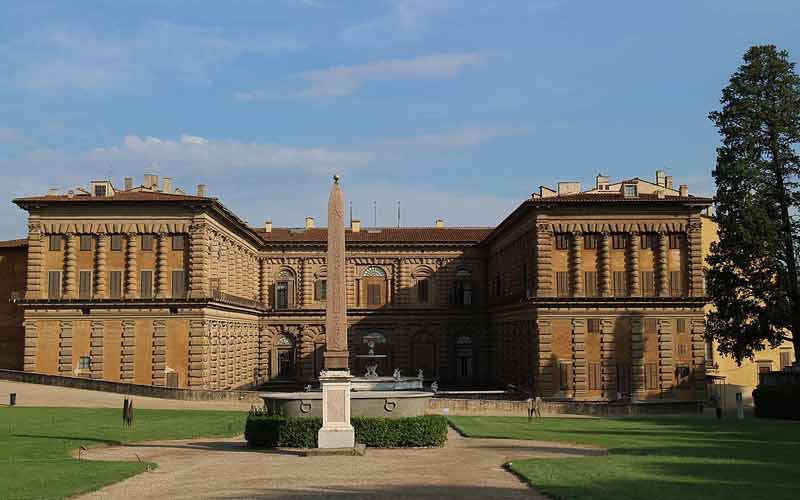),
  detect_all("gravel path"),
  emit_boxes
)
[77,428,605,500]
